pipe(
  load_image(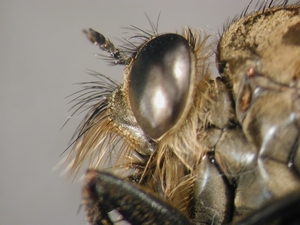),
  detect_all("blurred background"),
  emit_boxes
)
[0,1,264,224]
